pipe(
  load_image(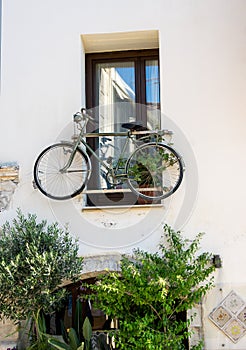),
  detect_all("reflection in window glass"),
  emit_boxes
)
[145,60,160,130]
[95,62,136,188]
[145,60,160,105]
[96,61,136,132]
